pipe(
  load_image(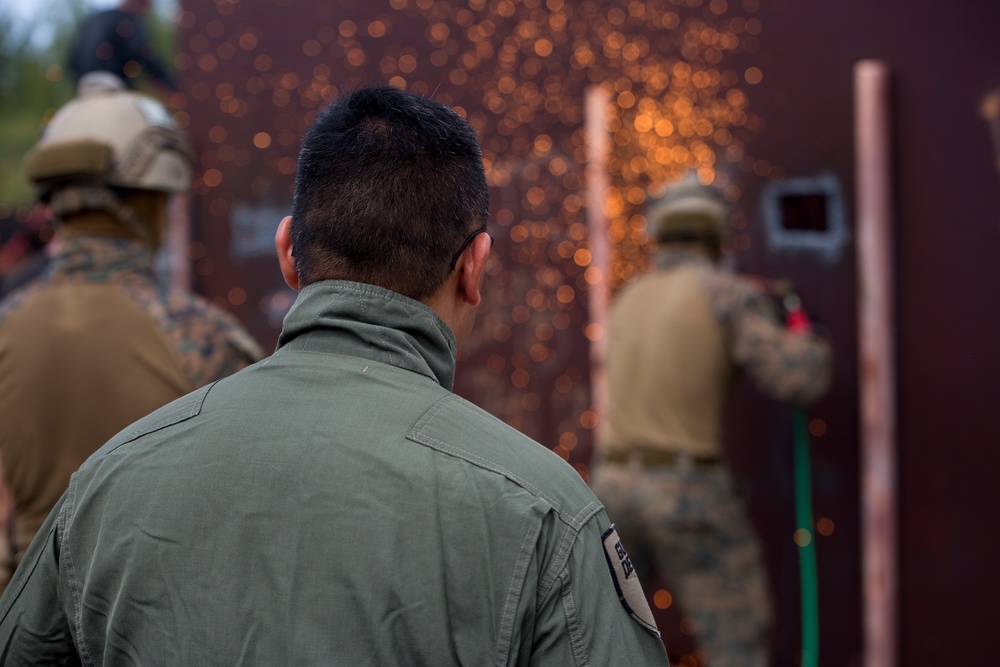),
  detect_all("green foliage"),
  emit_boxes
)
[0,0,84,206]
[0,0,177,207]
[147,4,178,75]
